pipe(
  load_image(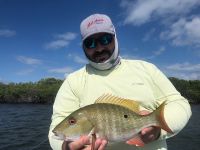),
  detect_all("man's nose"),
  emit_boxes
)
[95,42,104,52]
